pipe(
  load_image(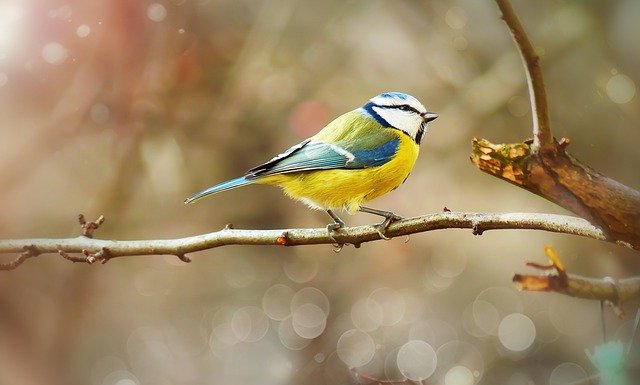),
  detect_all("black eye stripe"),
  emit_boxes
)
[389,104,419,113]
[371,102,422,115]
